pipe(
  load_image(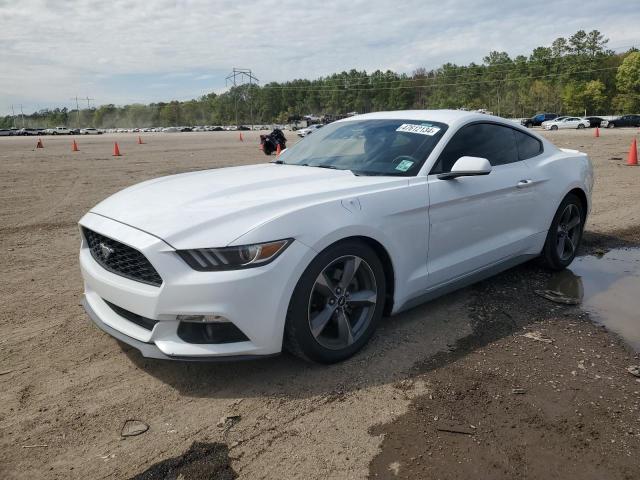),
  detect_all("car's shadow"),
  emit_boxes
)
[125,222,640,399]
[119,256,581,400]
